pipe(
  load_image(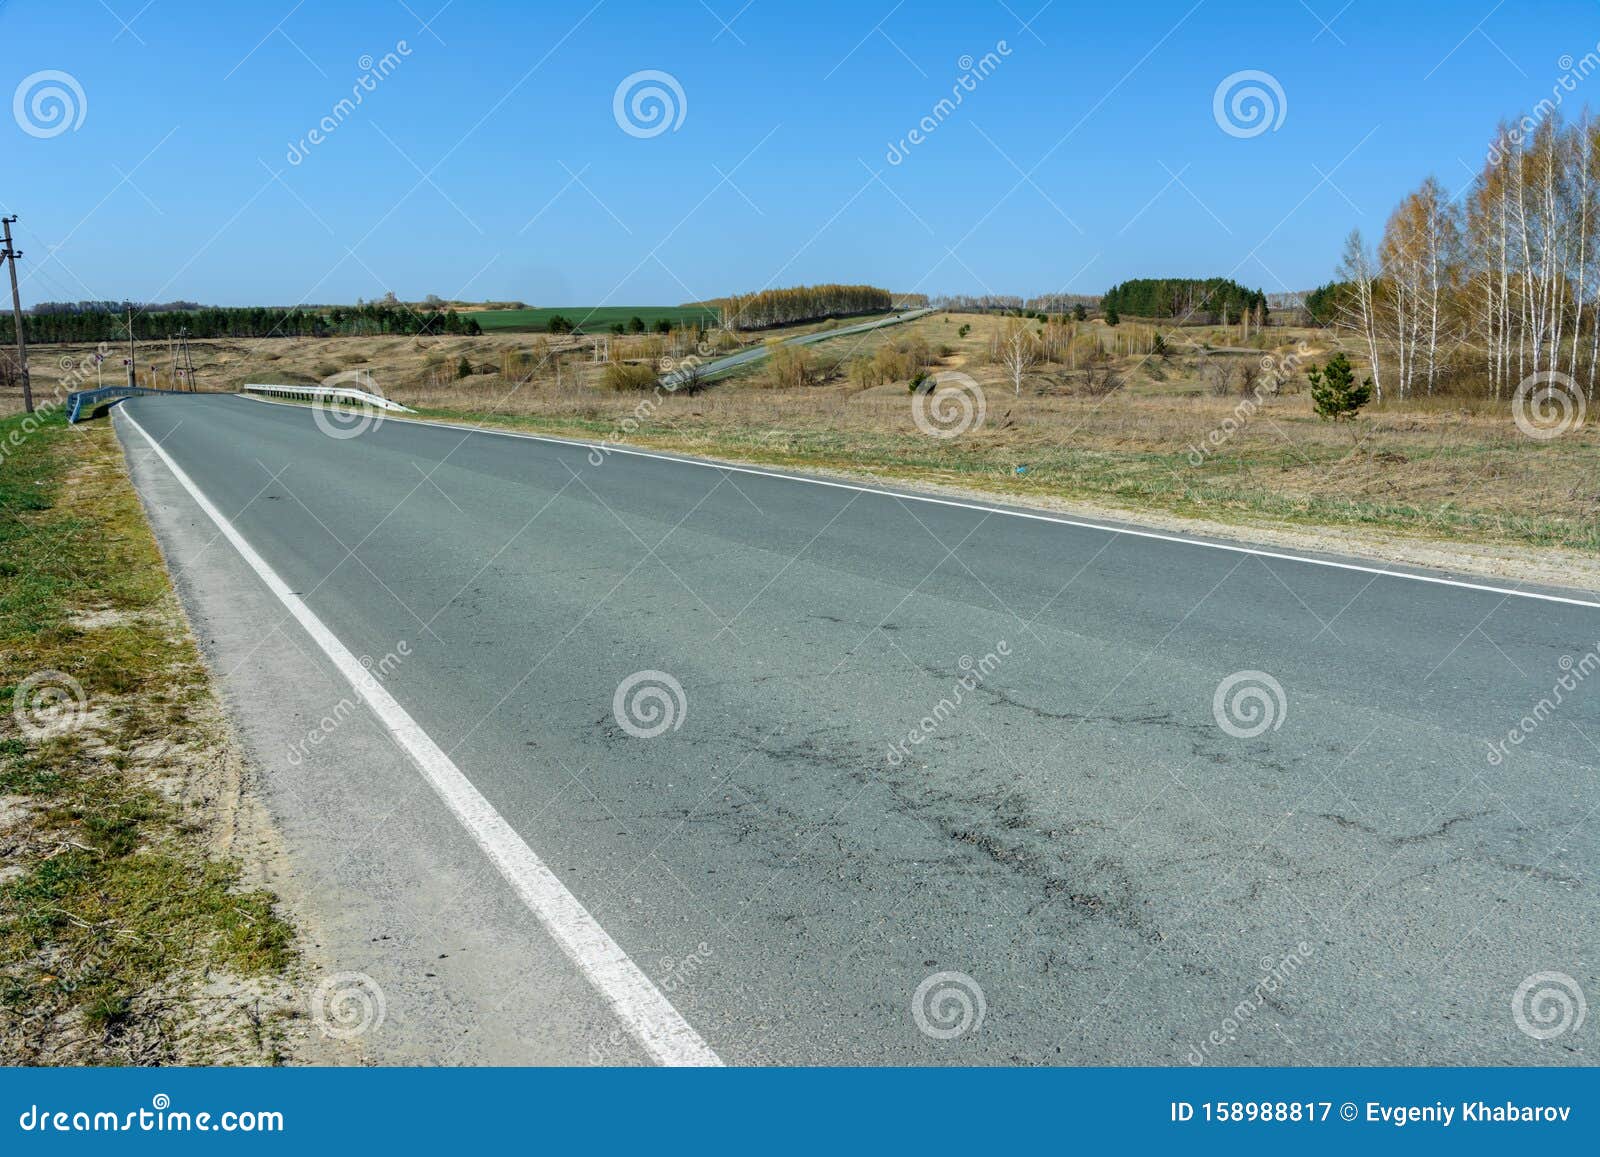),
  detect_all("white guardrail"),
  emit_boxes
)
[241,383,414,412]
